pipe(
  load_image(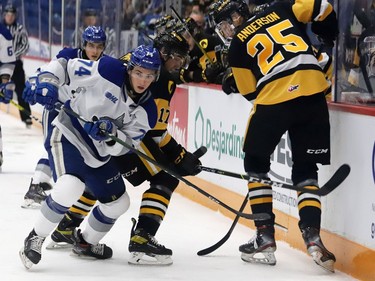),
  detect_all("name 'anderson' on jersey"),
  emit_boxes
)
[228,0,332,105]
